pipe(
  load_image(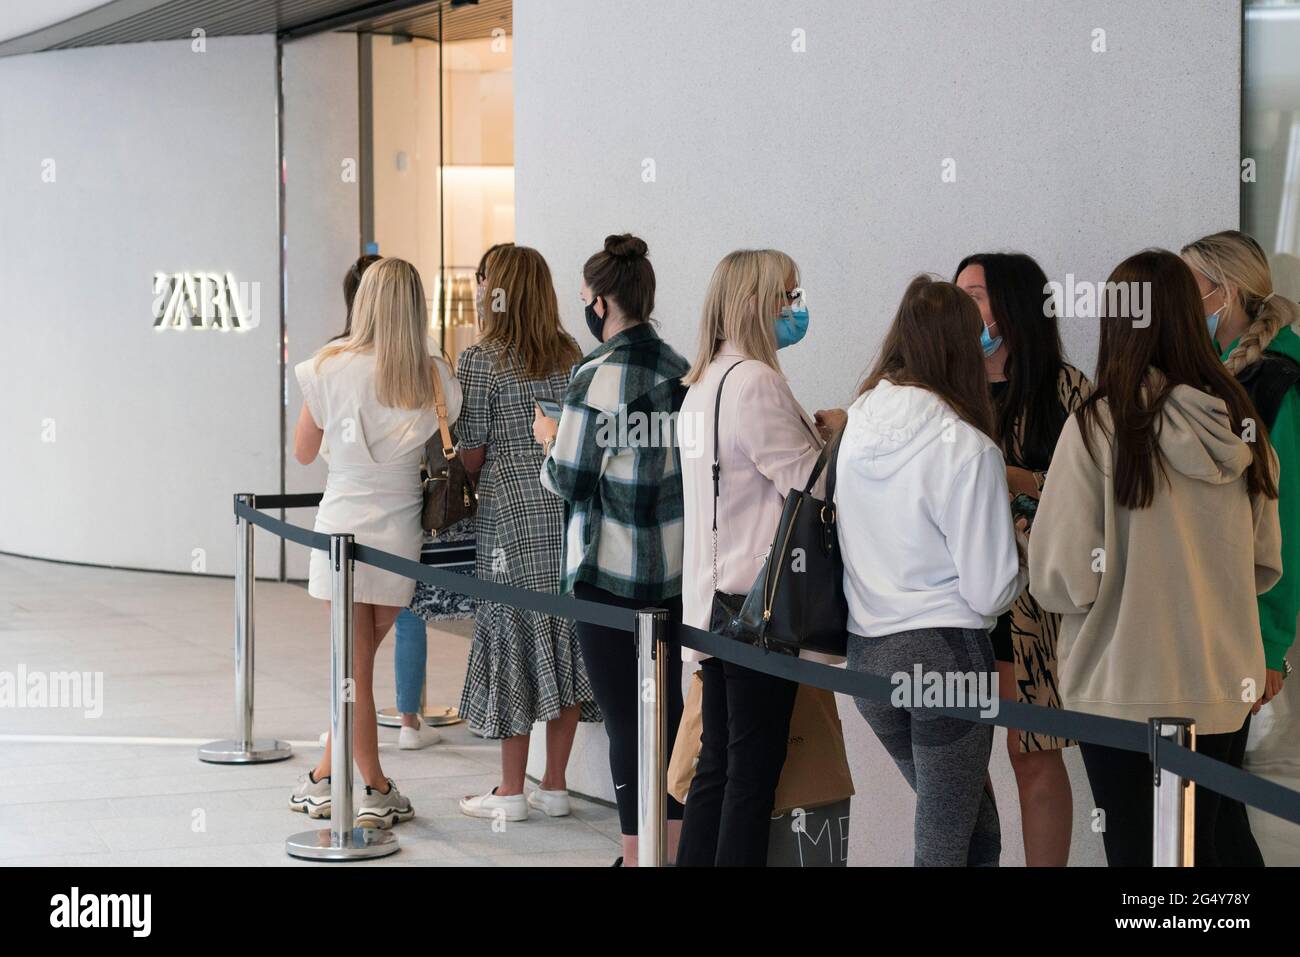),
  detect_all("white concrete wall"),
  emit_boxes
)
[0,32,362,581]
[282,31,362,579]
[514,0,1242,865]
[0,36,283,577]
